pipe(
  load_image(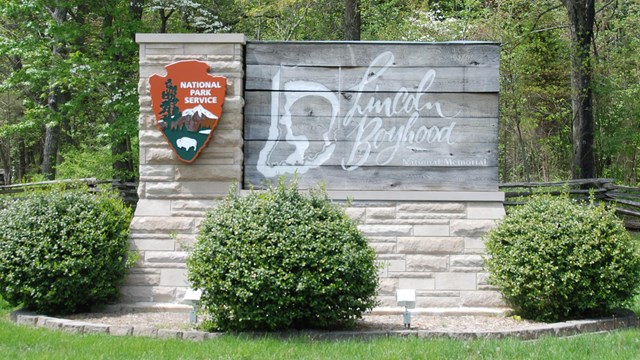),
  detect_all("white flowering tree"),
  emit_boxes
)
[148,0,227,33]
